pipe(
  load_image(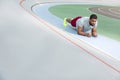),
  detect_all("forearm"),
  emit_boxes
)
[77,26,91,37]
[92,28,97,37]
[92,31,97,37]
[78,31,88,36]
